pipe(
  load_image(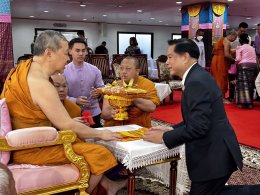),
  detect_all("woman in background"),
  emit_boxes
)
[125,37,141,55]
[235,33,257,108]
